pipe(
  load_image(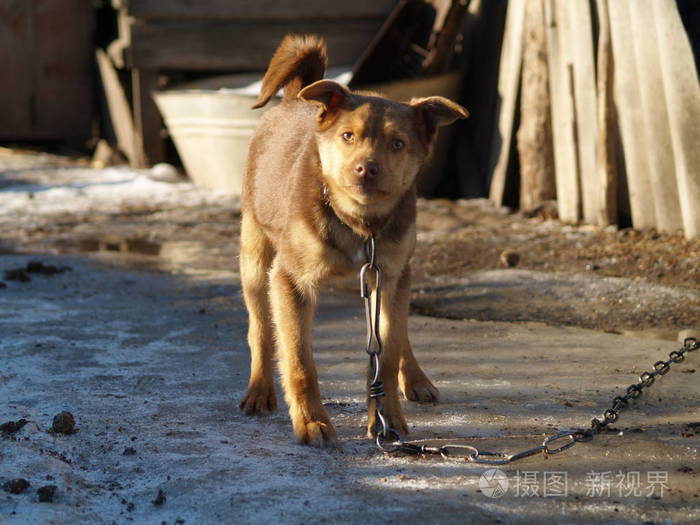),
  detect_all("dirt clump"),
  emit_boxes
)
[25,260,71,275]
[151,489,166,505]
[37,485,57,502]
[4,260,71,283]
[499,249,520,267]
[2,479,30,494]
[51,411,76,434]
[4,268,30,282]
[0,419,28,434]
